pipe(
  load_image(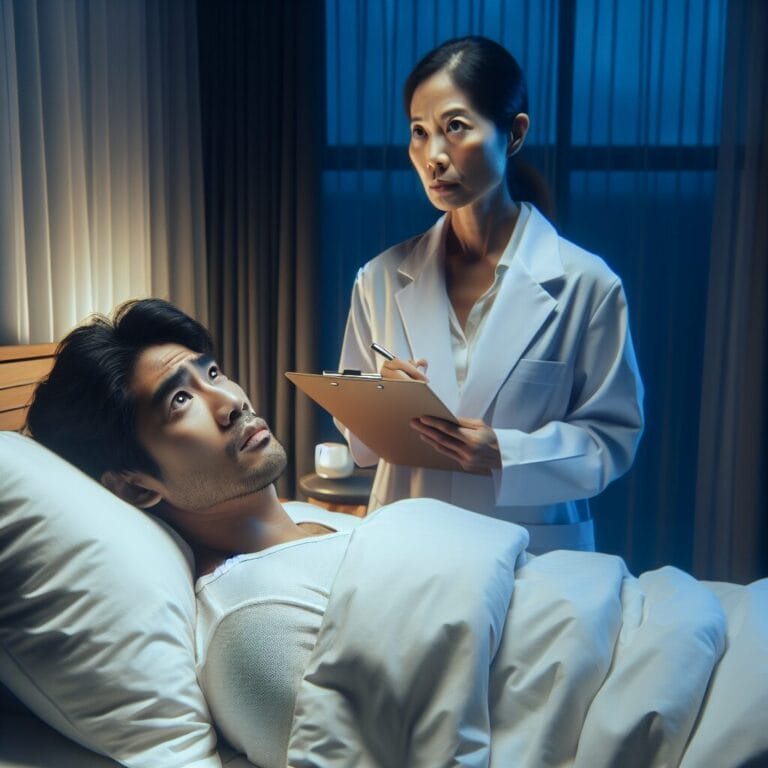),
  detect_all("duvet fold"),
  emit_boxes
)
[286,499,768,768]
